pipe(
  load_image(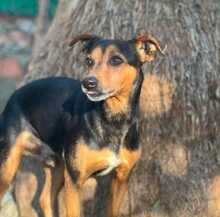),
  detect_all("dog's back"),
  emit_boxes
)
[1,77,86,152]
[0,33,164,217]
